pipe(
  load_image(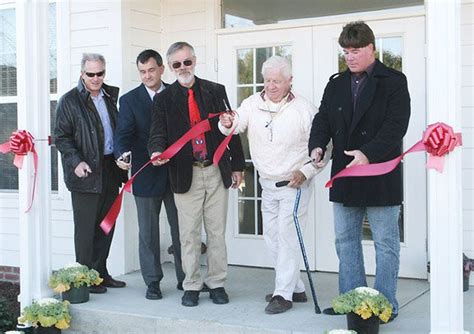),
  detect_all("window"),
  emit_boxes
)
[222,0,423,28]
[0,3,58,192]
[235,45,291,237]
